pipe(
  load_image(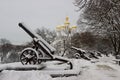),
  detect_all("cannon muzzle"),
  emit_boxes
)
[18,23,37,38]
